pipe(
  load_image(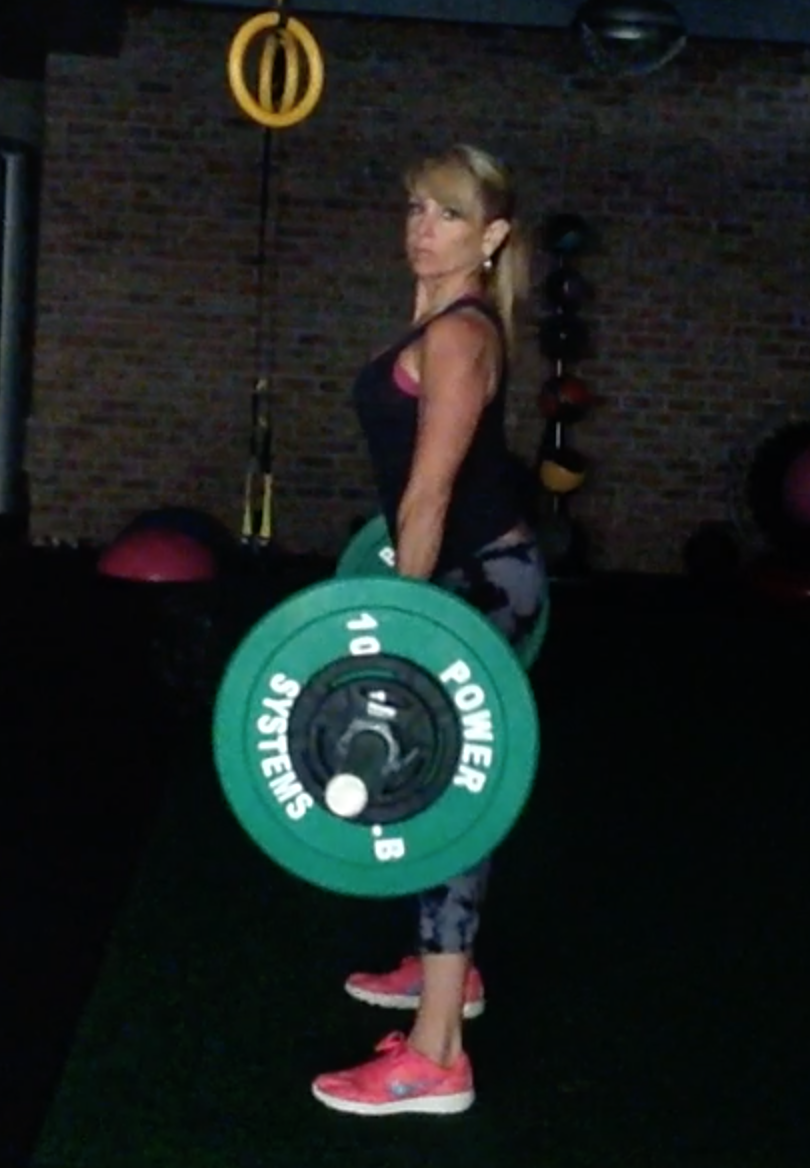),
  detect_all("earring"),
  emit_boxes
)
[482,256,493,272]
